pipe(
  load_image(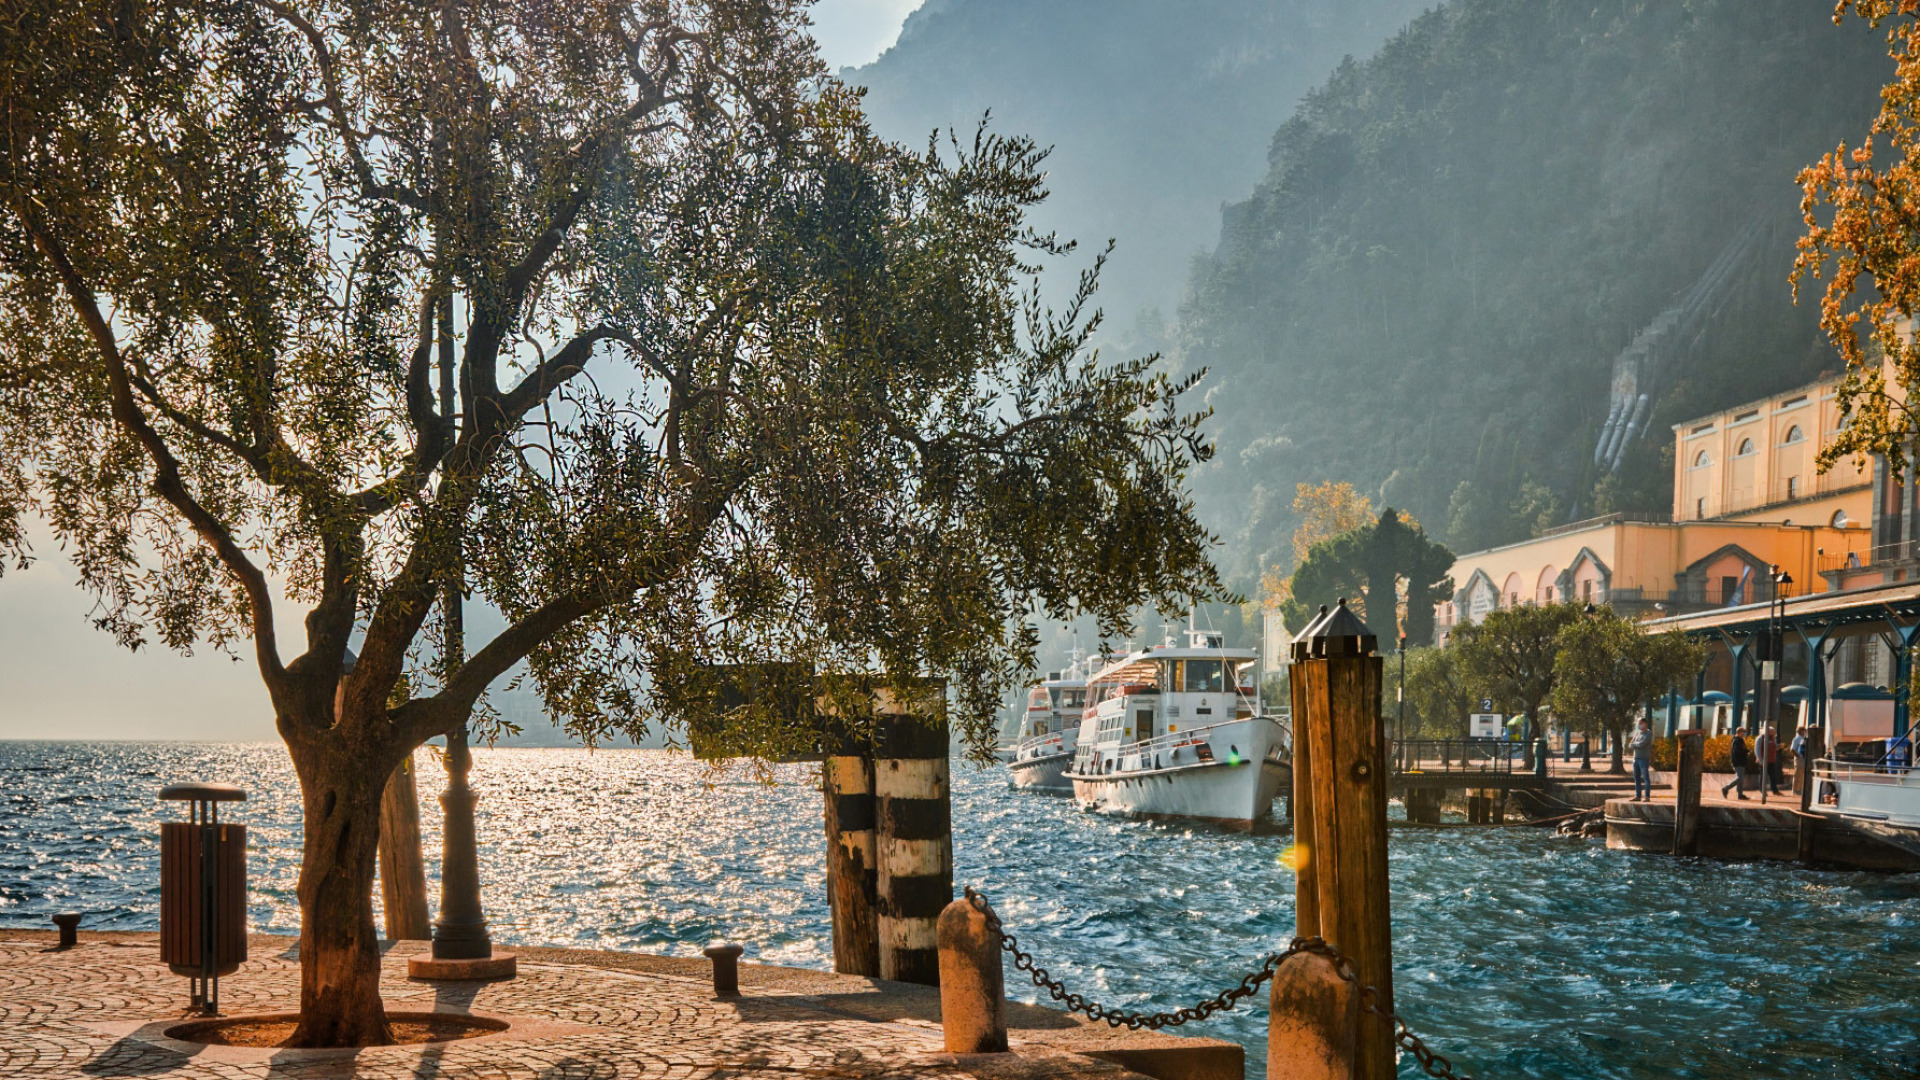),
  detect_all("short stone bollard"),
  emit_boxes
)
[1267,949,1359,1080]
[703,943,744,997]
[936,896,1008,1053]
[51,913,81,949]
